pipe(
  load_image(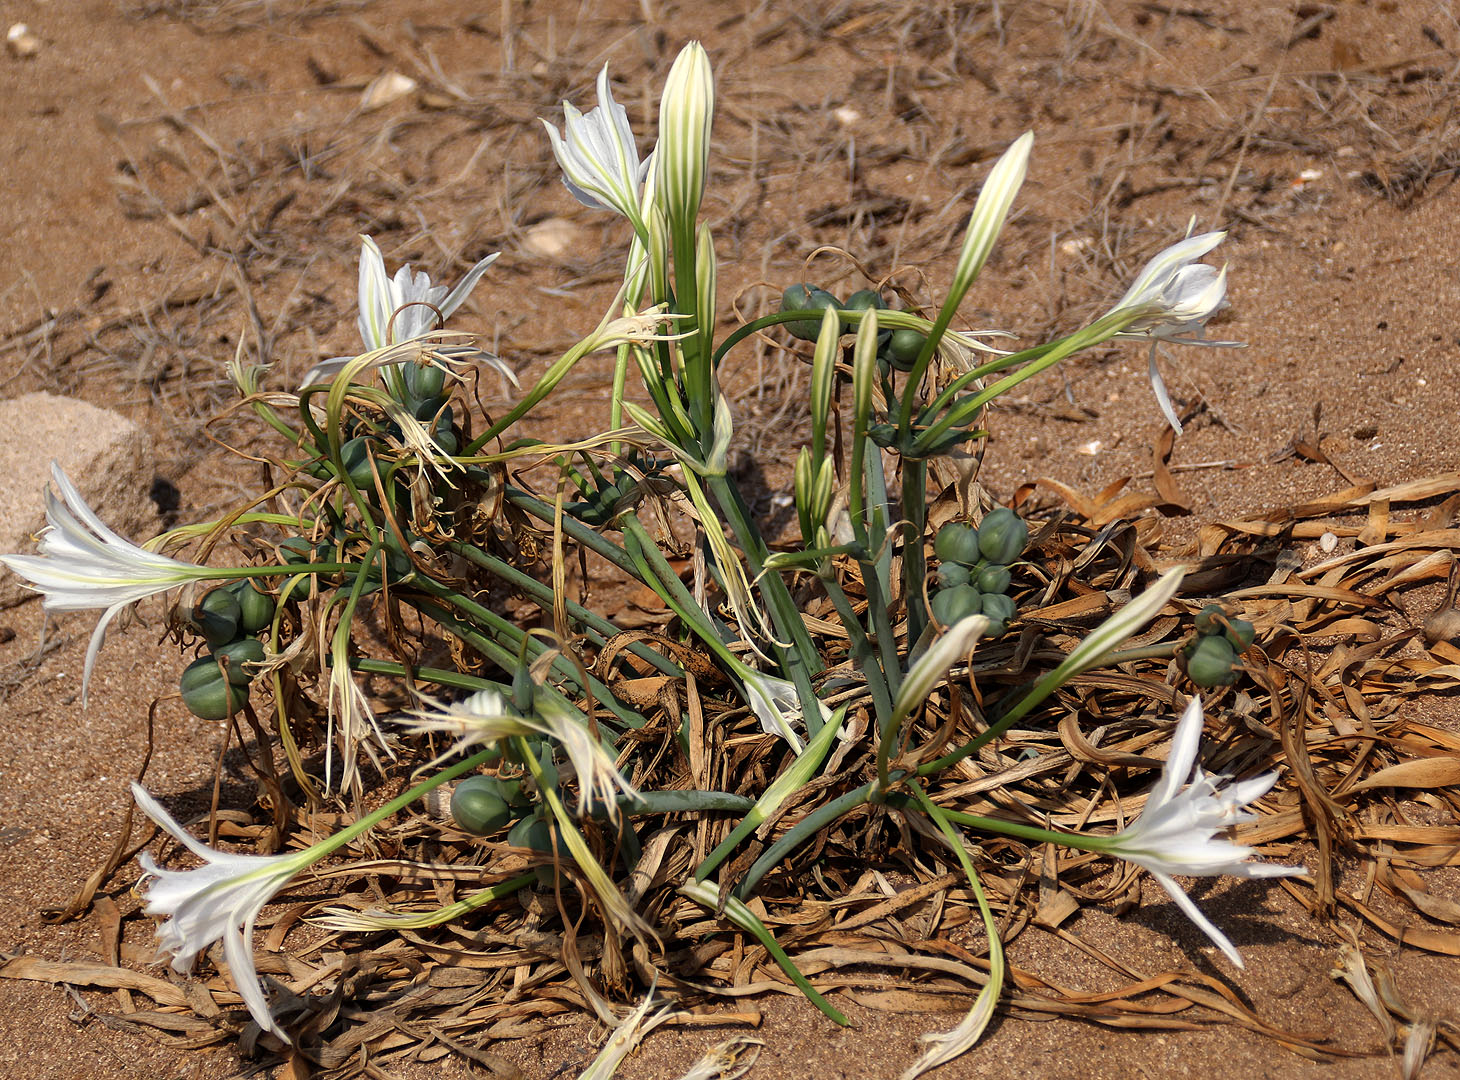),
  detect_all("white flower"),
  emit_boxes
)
[1108,229,1242,433]
[132,782,312,1040]
[0,464,218,702]
[1106,697,1302,968]
[356,235,498,351]
[404,689,639,821]
[542,64,652,227]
